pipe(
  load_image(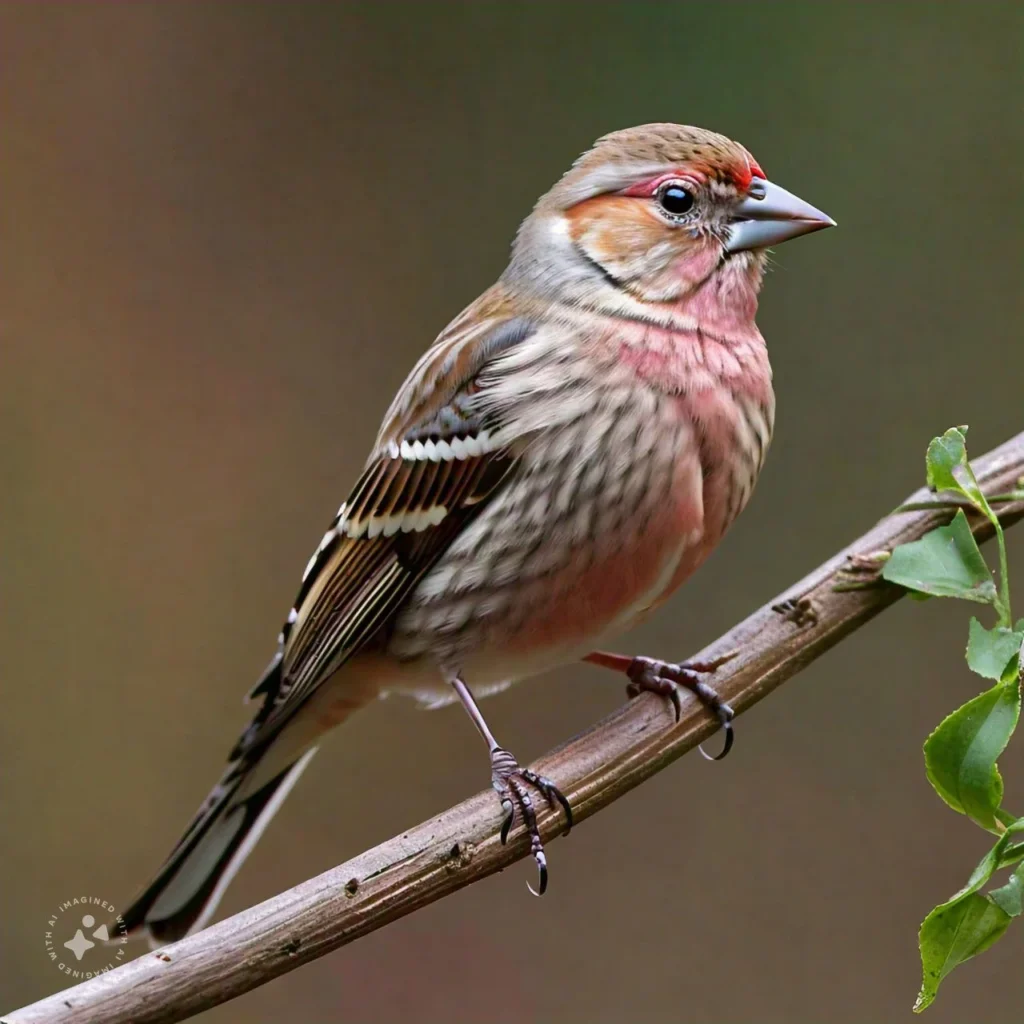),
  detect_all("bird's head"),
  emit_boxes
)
[508,123,834,325]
